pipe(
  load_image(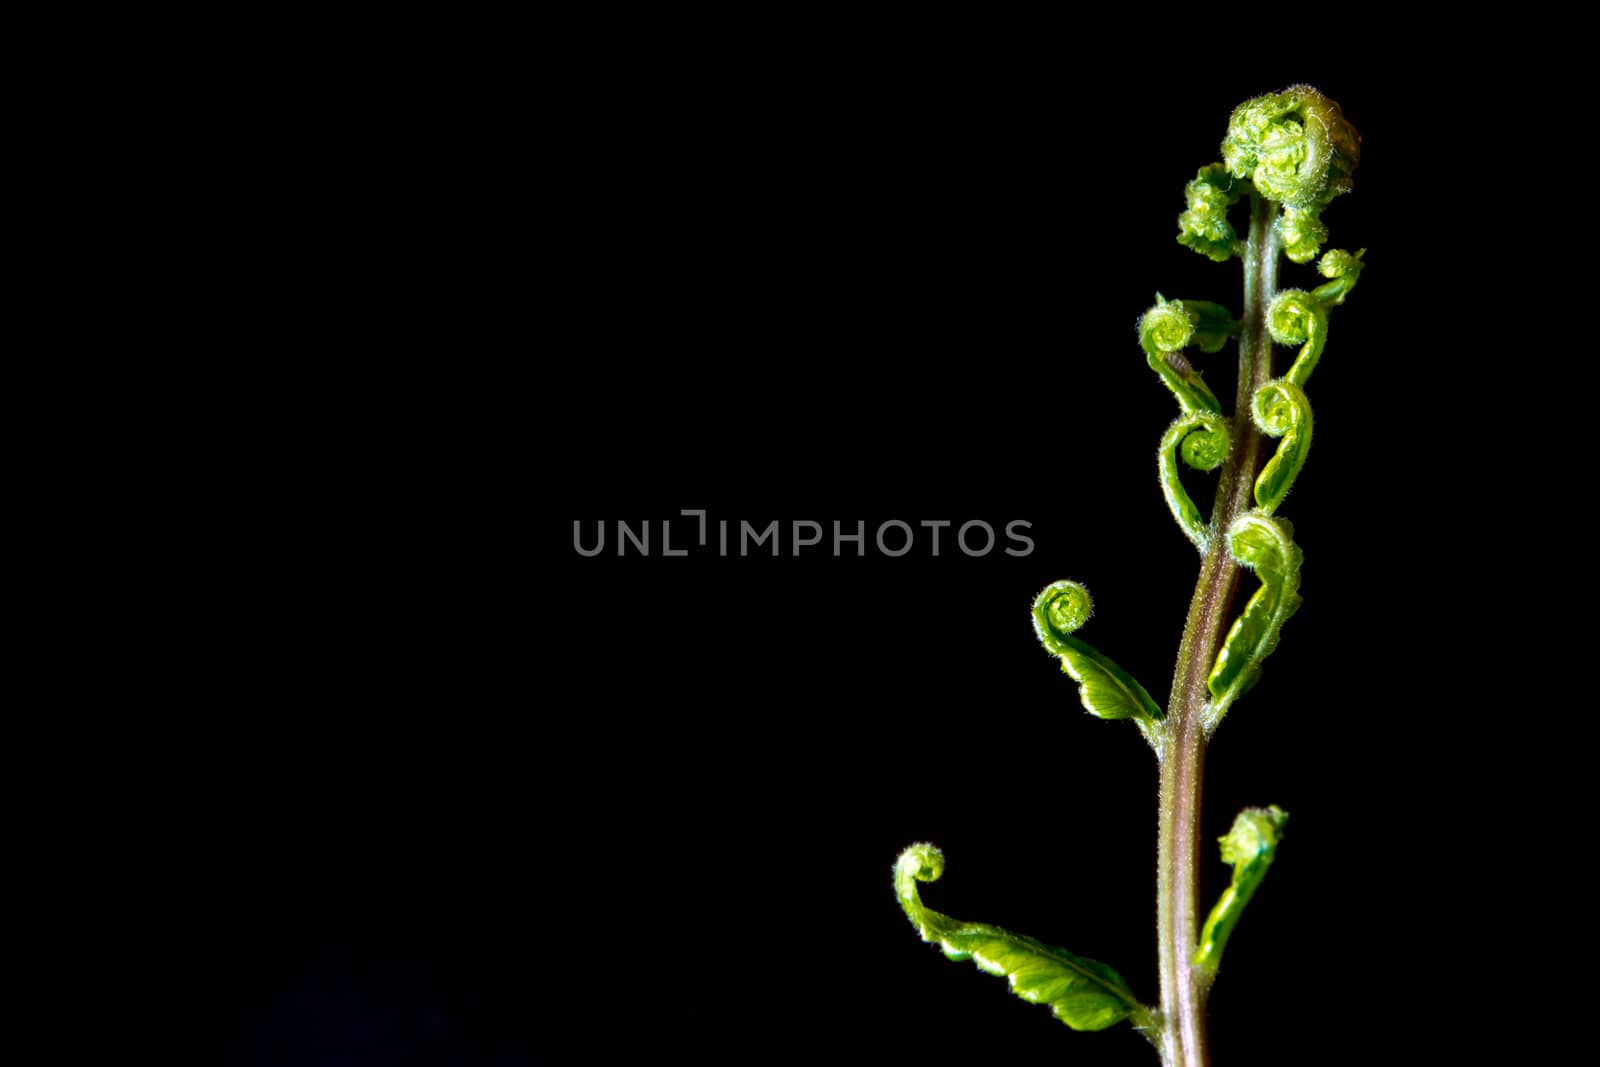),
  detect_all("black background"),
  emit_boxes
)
[121,27,1532,1066]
